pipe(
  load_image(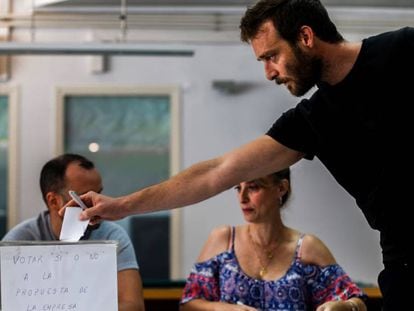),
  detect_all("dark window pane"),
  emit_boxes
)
[63,94,172,280]
[0,95,8,237]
